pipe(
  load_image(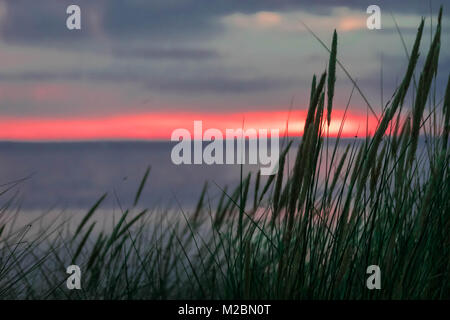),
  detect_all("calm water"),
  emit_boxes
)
[0,138,428,231]
[2,138,406,214]
[0,141,287,210]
